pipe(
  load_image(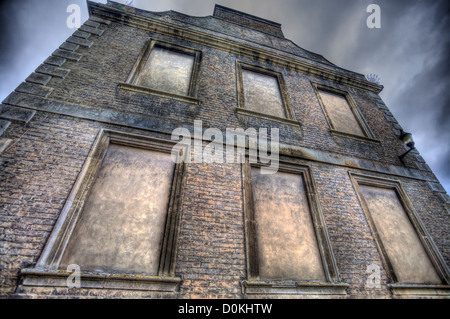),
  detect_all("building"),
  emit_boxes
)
[0,1,449,299]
